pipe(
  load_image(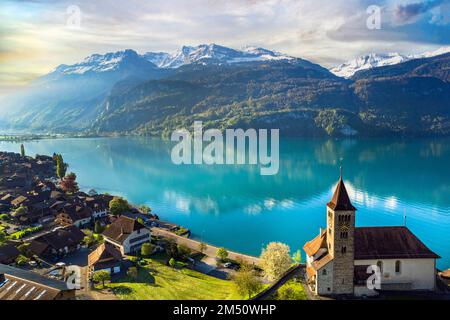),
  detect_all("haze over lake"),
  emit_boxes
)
[1,137,449,268]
